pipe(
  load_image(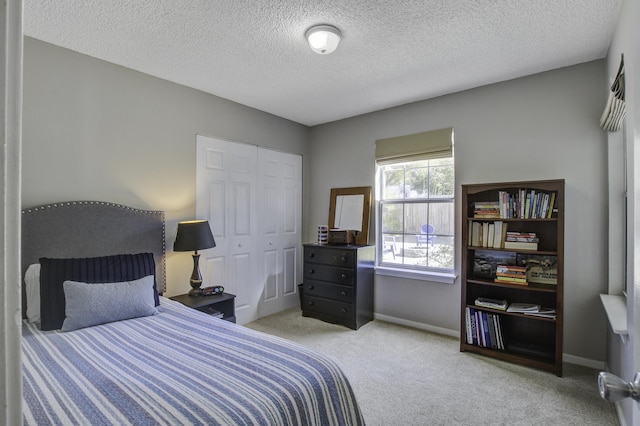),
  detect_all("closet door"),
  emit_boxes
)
[196,135,302,324]
[196,135,258,324]
[257,148,302,318]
